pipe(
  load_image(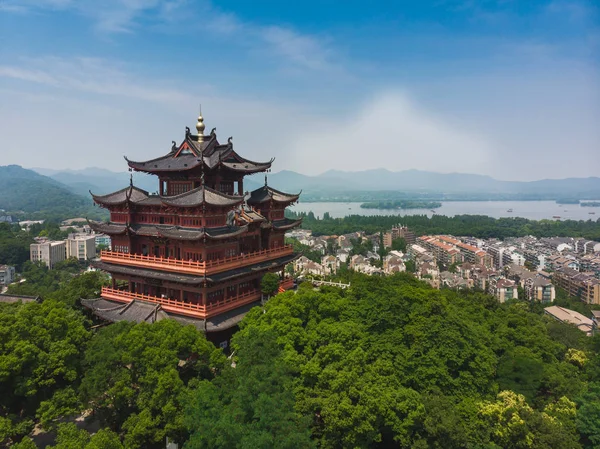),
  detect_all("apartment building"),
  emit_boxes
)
[491,278,518,303]
[391,226,416,244]
[553,267,600,305]
[66,234,97,261]
[30,240,66,269]
[0,265,15,286]
[94,233,112,249]
[437,235,493,267]
[418,236,462,269]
